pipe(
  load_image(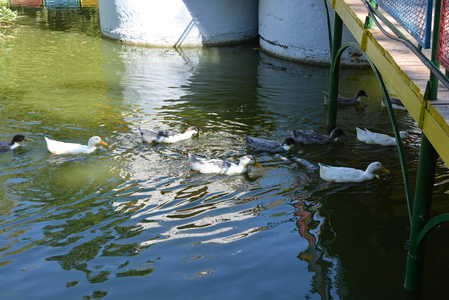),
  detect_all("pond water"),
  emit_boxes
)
[1,4,449,300]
